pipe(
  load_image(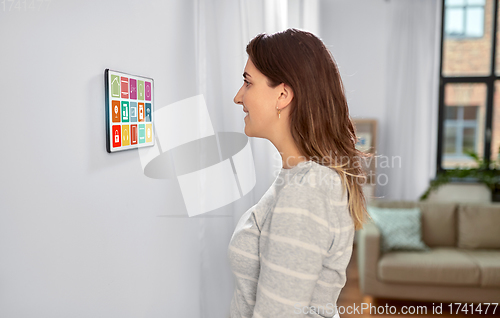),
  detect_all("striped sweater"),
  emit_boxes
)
[227,160,355,318]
